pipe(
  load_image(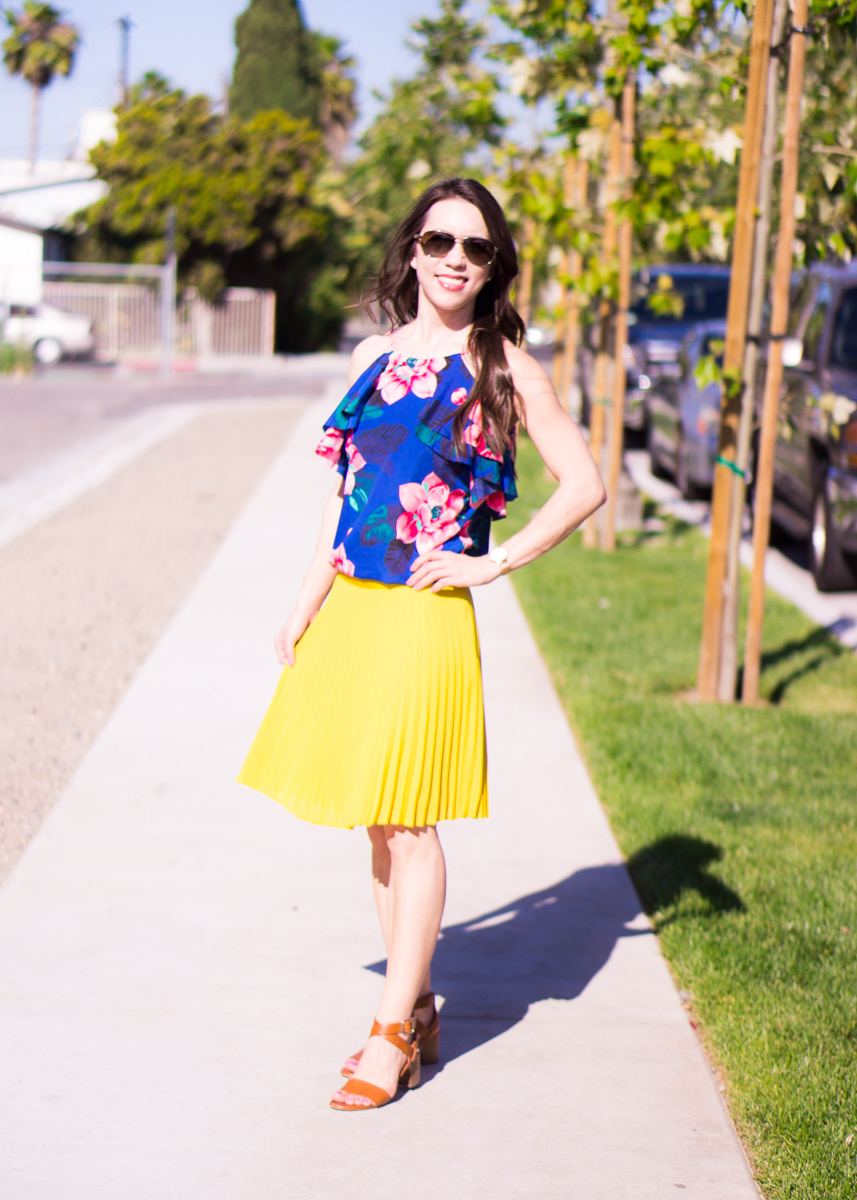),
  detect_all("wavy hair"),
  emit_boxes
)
[364,177,525,459]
